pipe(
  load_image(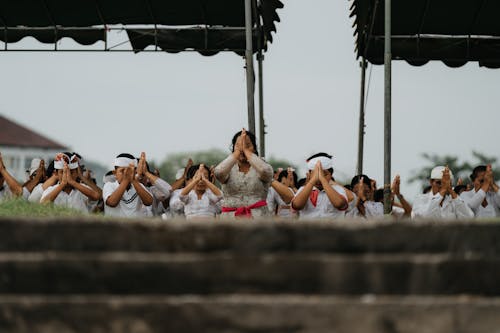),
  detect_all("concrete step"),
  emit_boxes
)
[1,218,500,254]
[1,295,499,333]
[0,252,498,295]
